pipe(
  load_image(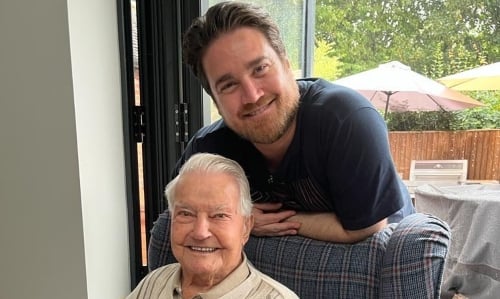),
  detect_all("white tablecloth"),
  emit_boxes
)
[415,184,500,299]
